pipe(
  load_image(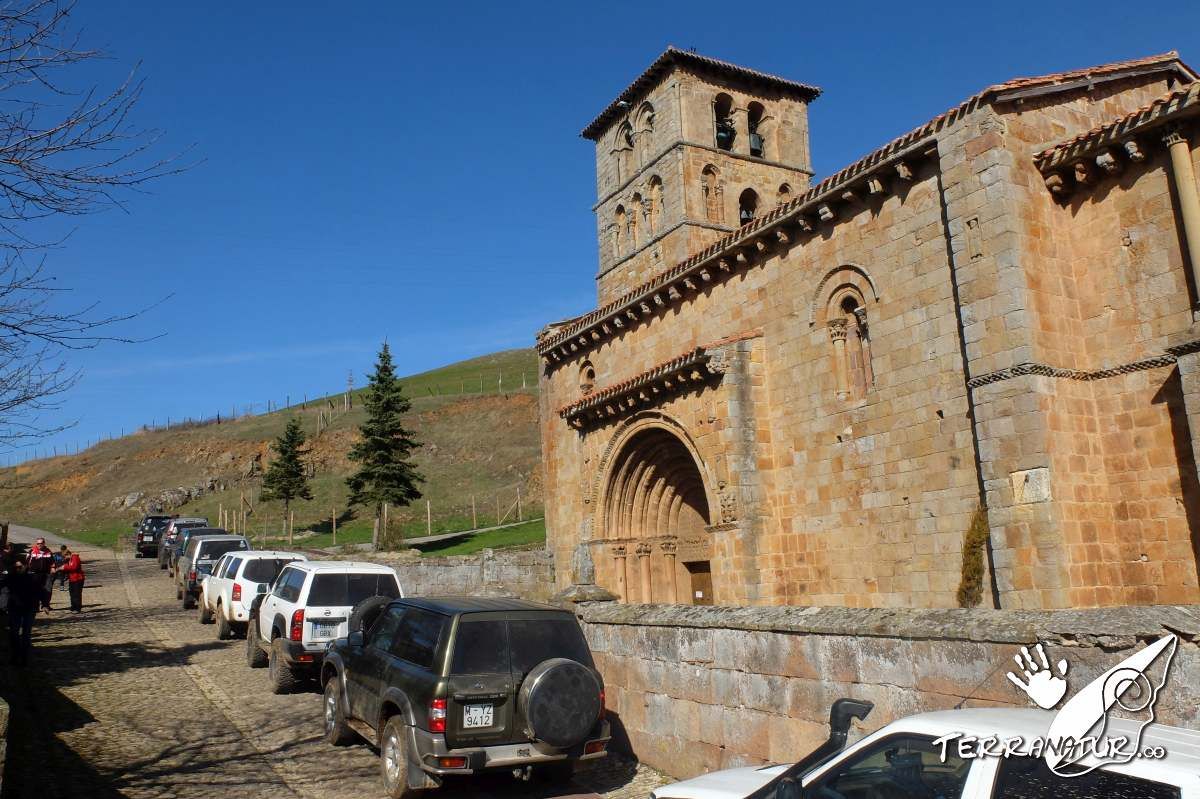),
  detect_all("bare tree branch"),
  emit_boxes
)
[0,0,186,448]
